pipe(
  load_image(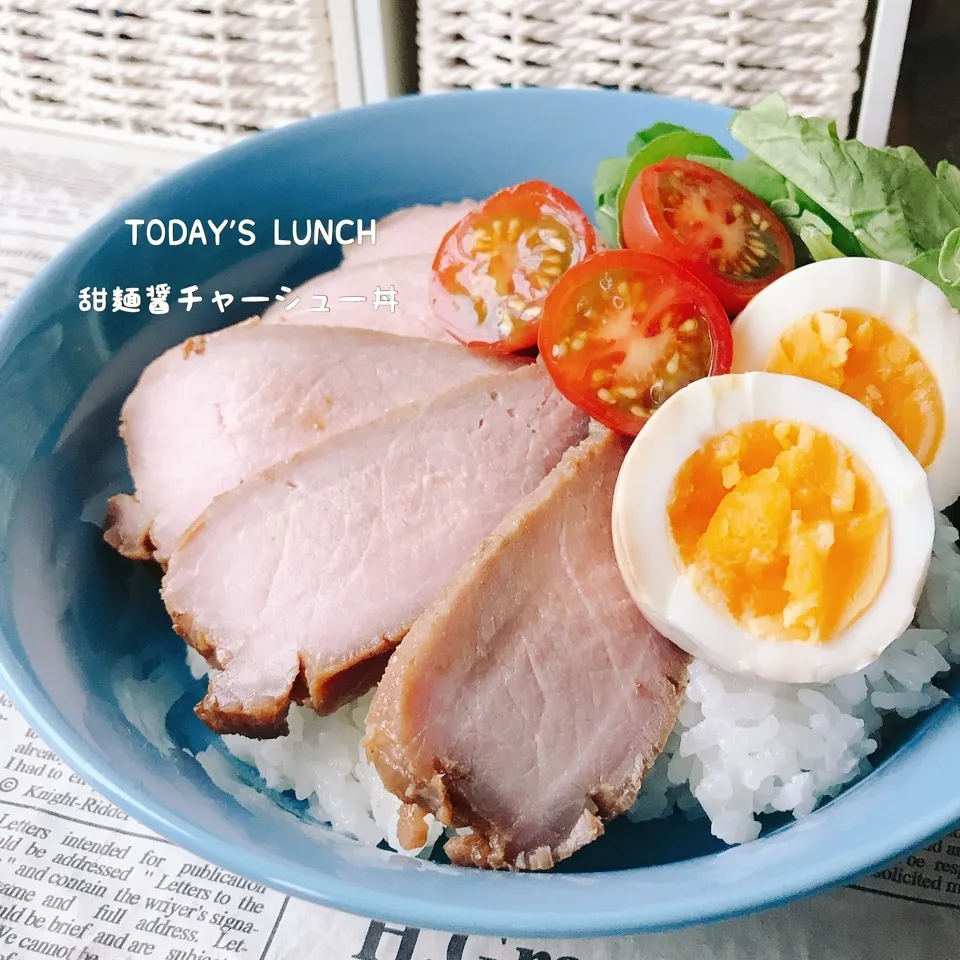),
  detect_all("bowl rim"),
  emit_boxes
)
[5,644,960,939]
[3,86,960,939]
